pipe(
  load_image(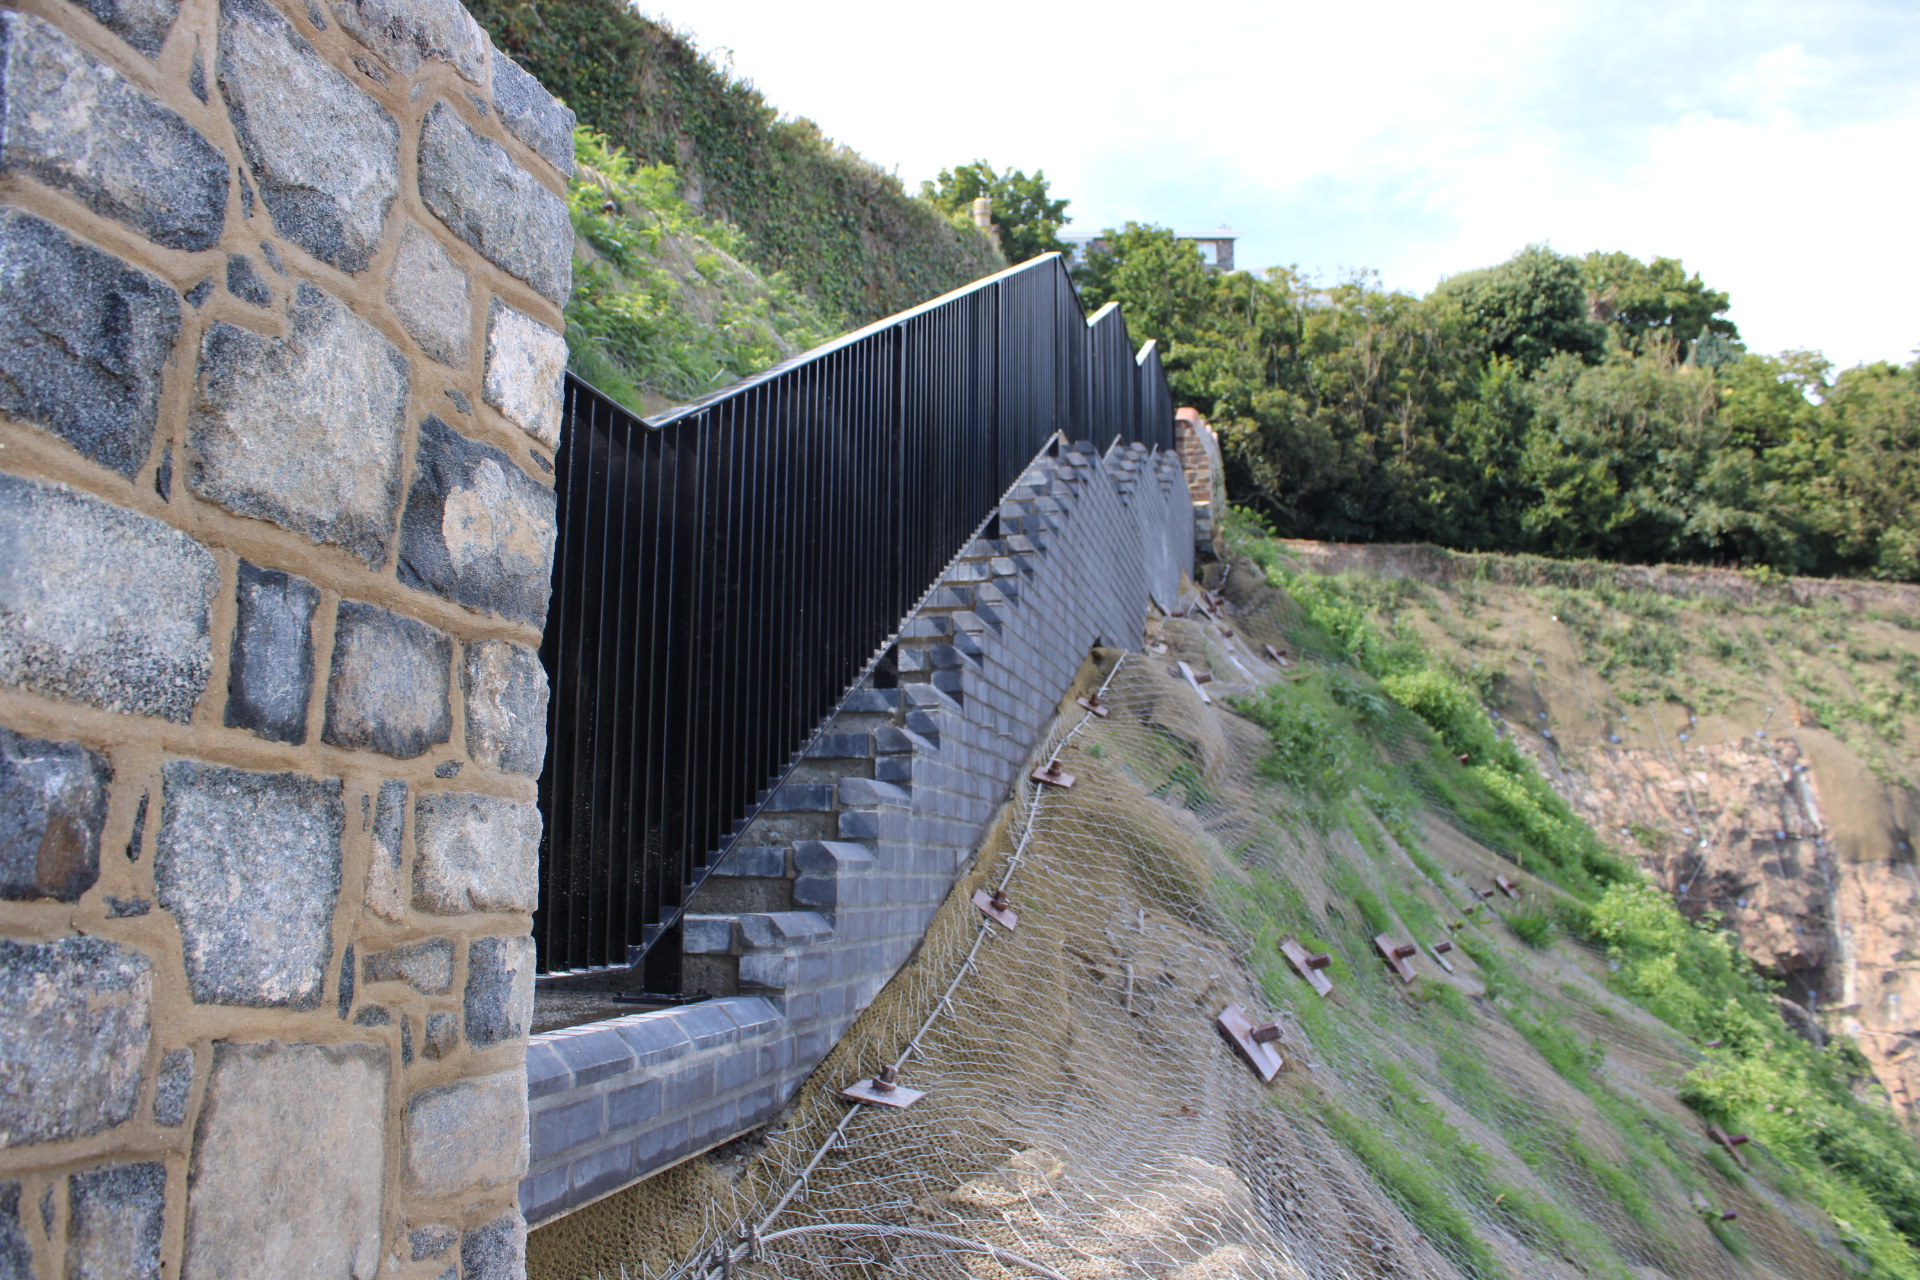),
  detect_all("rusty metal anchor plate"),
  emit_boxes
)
[1176,661,1213,704]
[1076,695,1110,718]
[842,1075,926,1109]
[1495,875,1521,899]
[1426,938,1456,973]
[1030,761,1076,788]
[1373,934,1419,983]
[971,888,1019,930]
[1280,940,1334,997]
[1708,1125,1752,1171]
[1216,1003,1284,1082]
